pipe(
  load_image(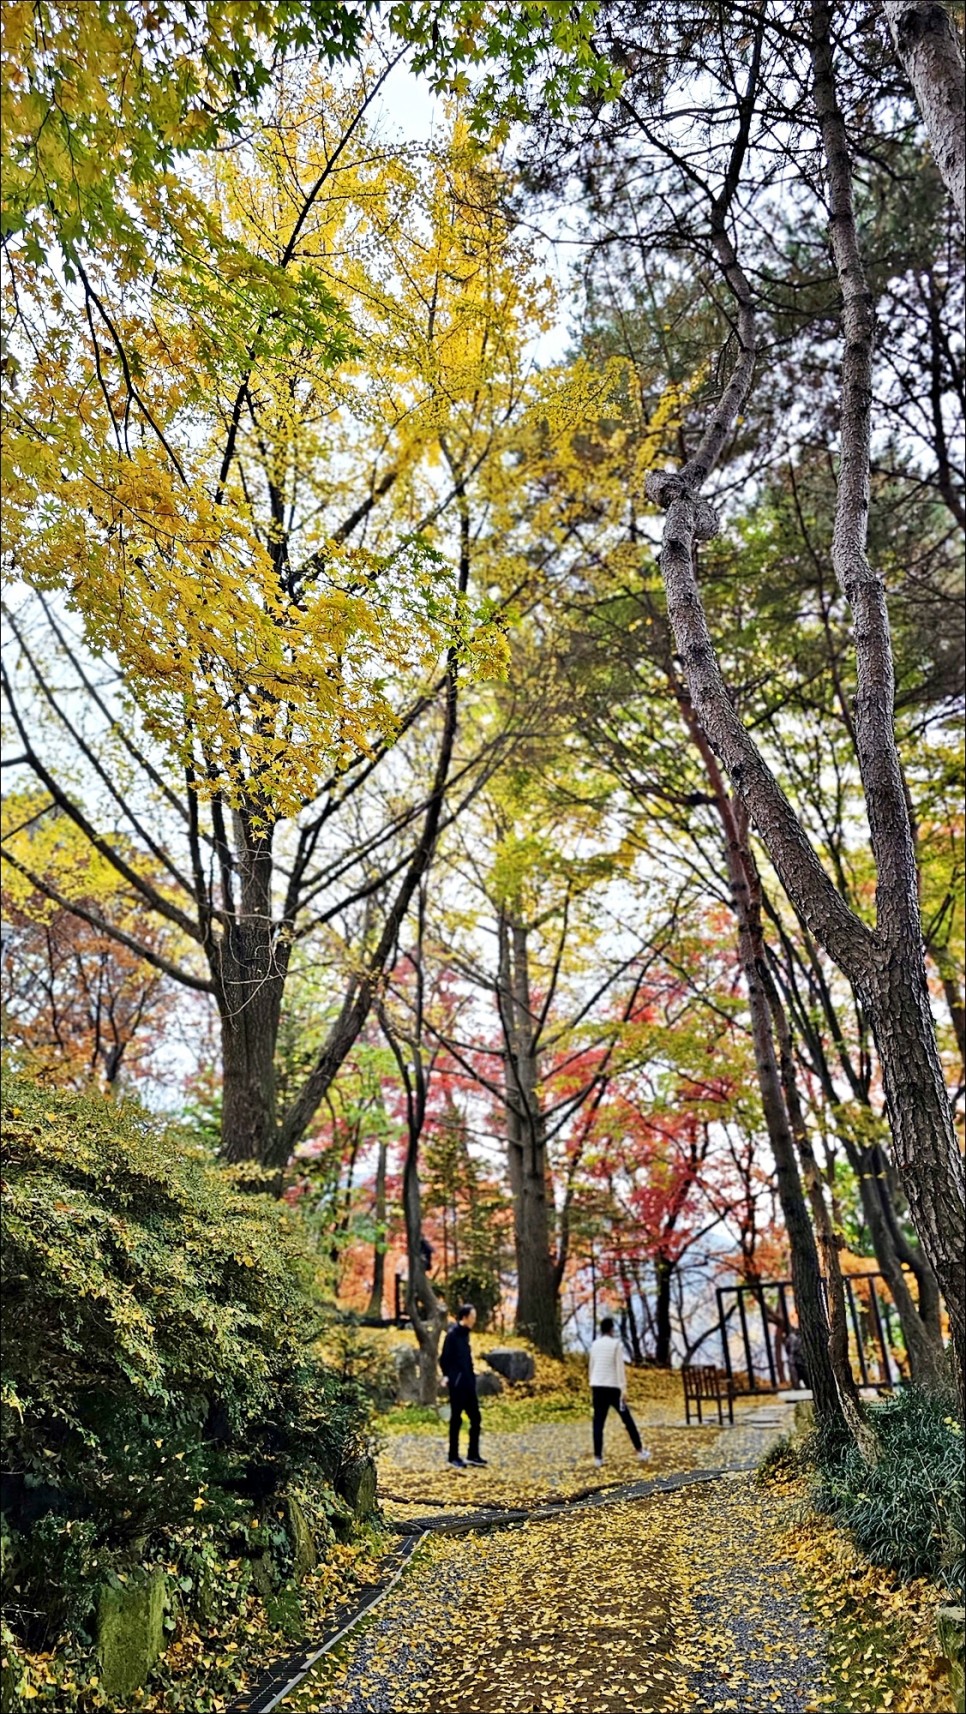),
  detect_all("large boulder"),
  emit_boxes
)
[96,1570,168,1703]
[938,1607,965,1714]
[475,1370,504,1397]
[391,1344,421,1403]
[484,1348,535,1384]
